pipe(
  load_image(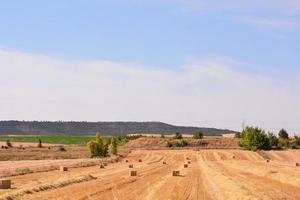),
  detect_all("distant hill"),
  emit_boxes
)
[0,121,234,136]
